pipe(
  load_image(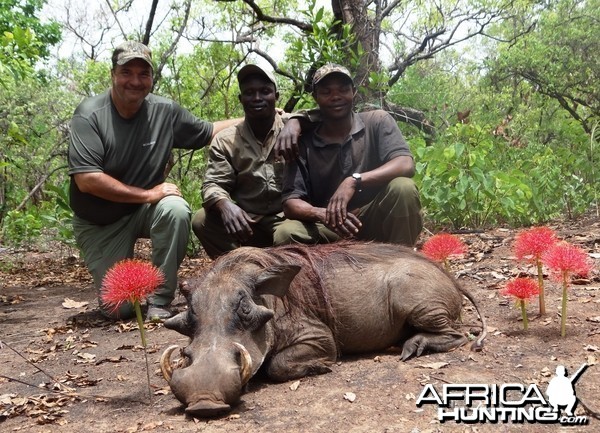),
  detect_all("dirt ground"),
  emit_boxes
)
[1,215,599,433]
